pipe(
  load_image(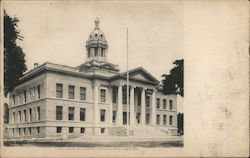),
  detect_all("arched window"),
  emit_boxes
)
[94,47,98,56]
